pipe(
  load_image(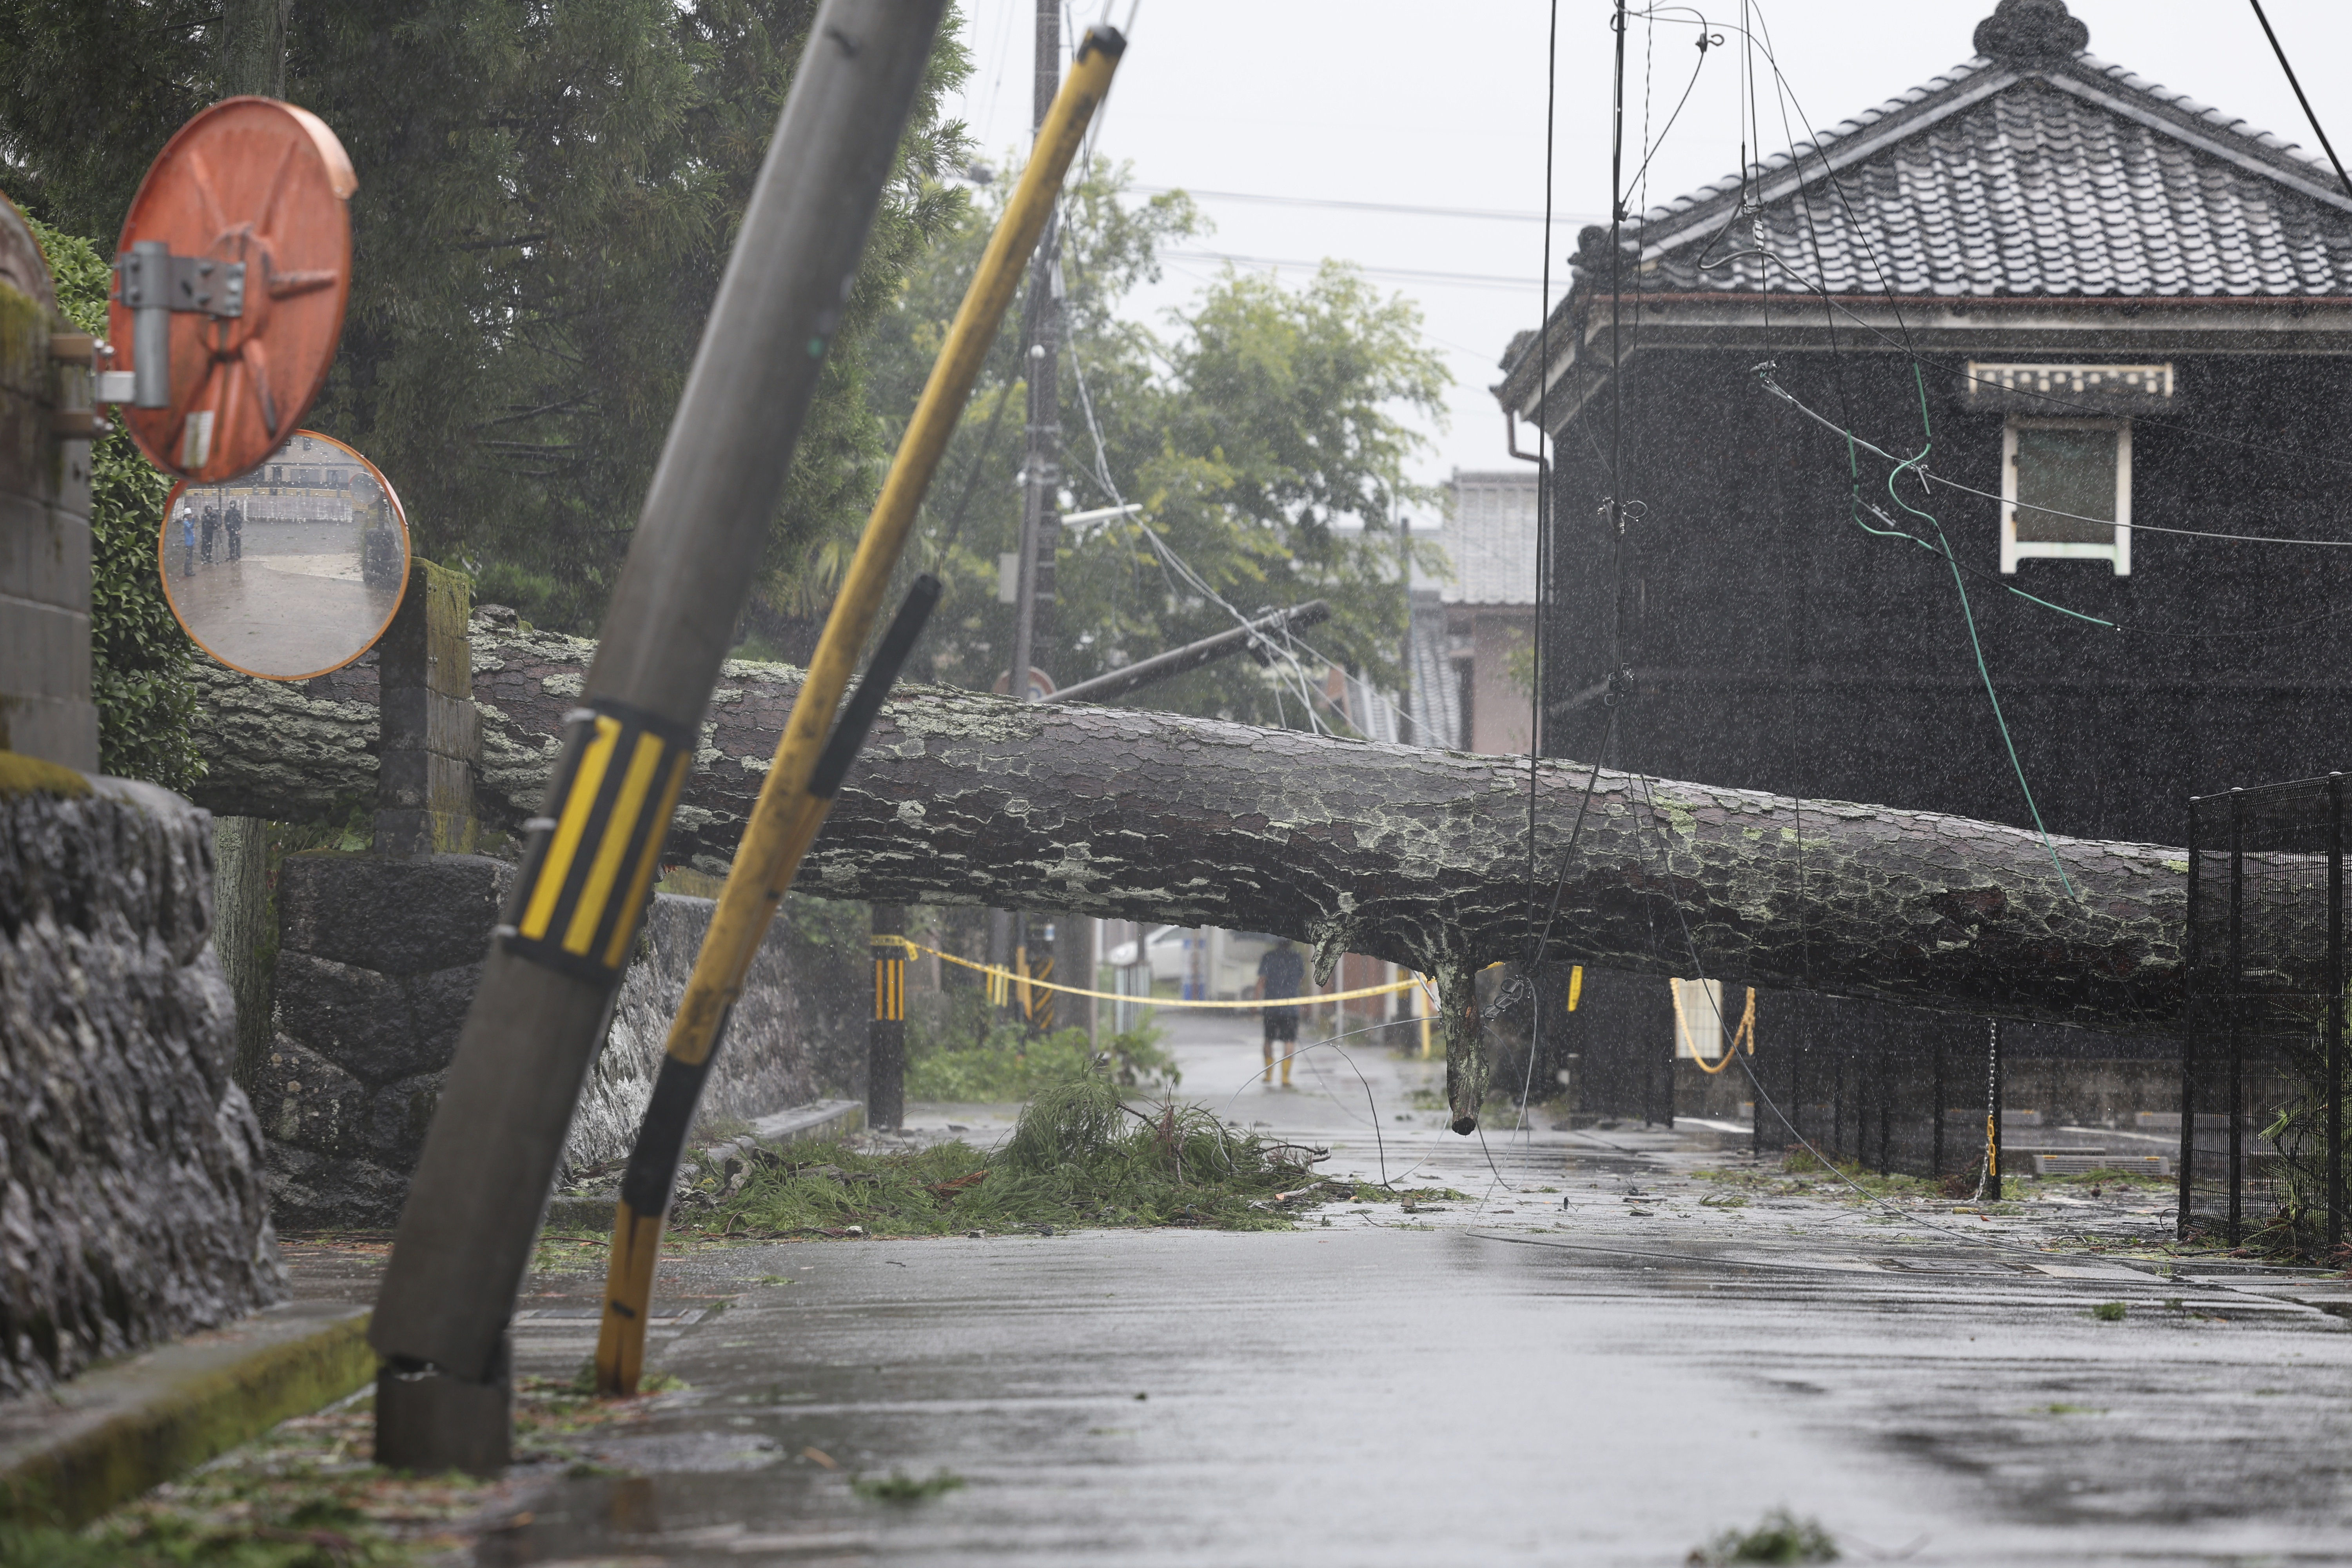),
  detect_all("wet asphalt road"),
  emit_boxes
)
[486,1223,2352,1567]
[433,1013,2352,1566]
